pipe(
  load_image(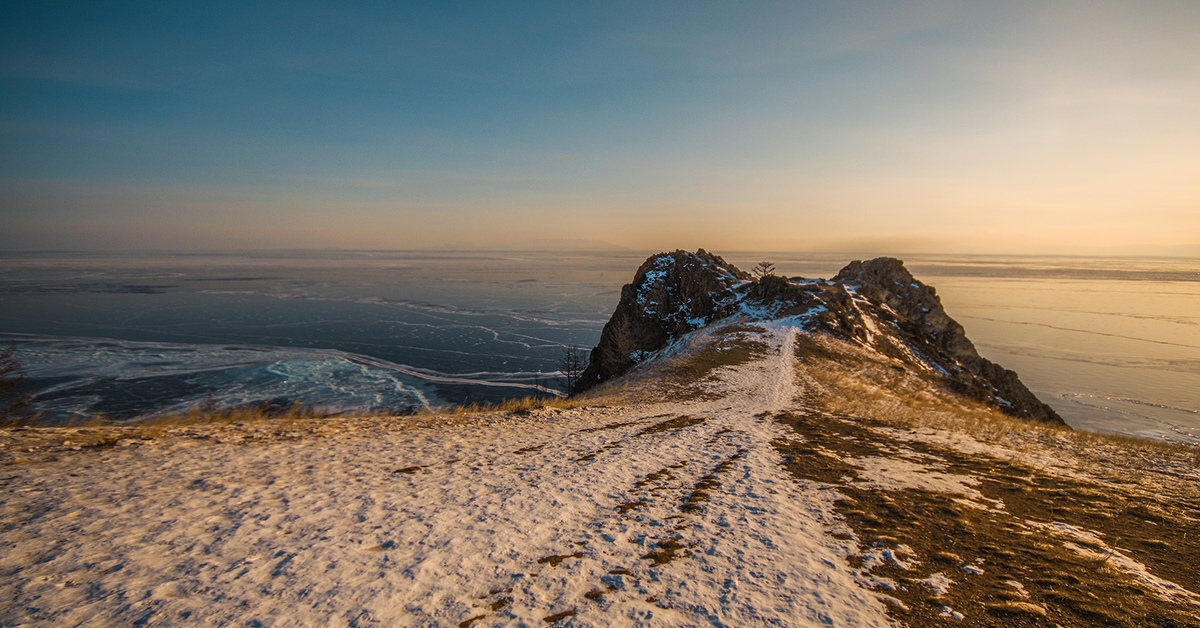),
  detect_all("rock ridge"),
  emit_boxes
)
[577,250,1064,425]
[576,249,749,391]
